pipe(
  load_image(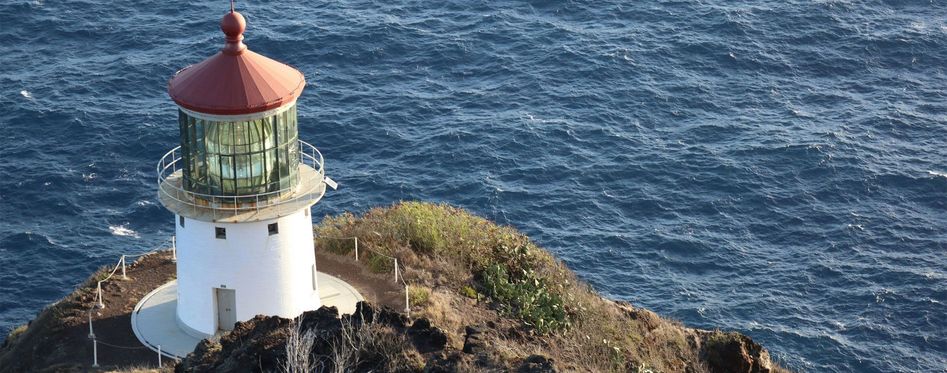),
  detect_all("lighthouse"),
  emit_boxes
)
[145,5,341,343]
